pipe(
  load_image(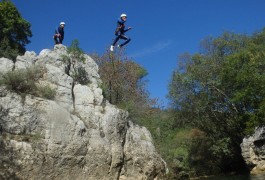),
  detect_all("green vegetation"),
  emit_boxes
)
[0,66,56,100]
[62,40,90,85]
[0,0,32,60]
[94,29,265,179]
[36,85,56,100]
[1,1,264,177]
[166,29,265,177]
